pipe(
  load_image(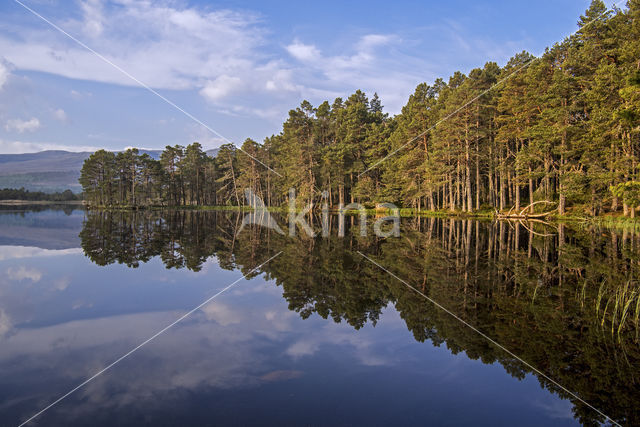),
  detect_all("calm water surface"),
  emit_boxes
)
[0,207,638,426]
